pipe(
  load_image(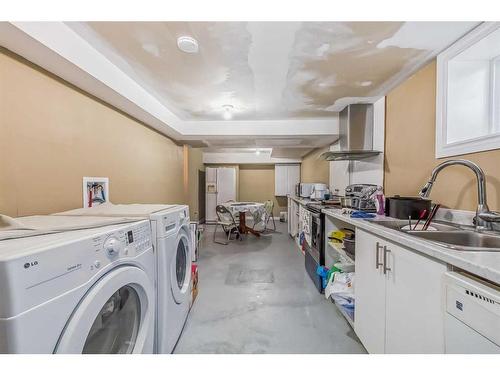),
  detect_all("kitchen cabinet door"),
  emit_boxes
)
[287,197,292,235]
[292,201,297,237]
[354,229,386,354]
[293,202,299,237]
[286,165,300,195]
[384,242,446,353]
[275,165,288,196]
